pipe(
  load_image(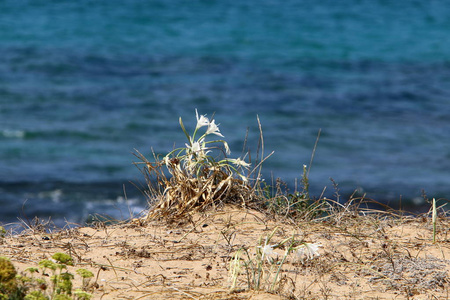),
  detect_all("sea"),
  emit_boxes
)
[1,0,449,228]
